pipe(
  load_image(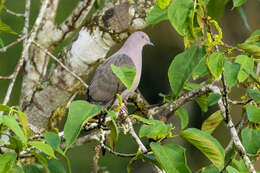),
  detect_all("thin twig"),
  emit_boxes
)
[103,145,137,157]
[92,145,101,173]
[4,6,25,17]
[0,75,13,80]
[32,40,88,89]
[213,77,256,173]
[0,35,26,52]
